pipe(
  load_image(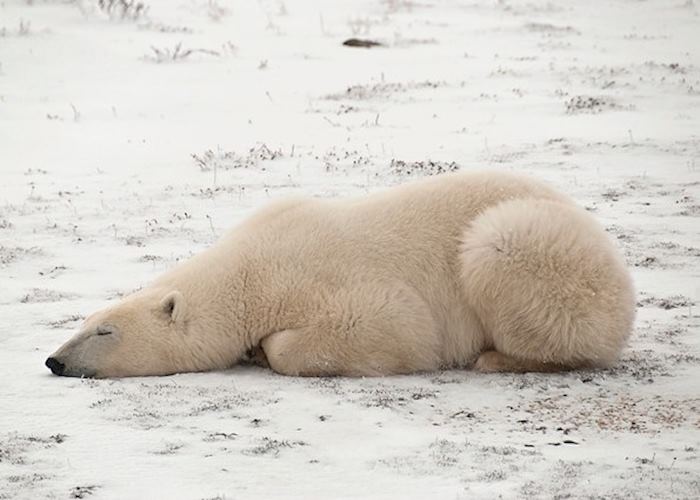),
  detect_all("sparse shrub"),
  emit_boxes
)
[144,42,220,63]
[96,0,148,21]
[389,159,460,176]
[191,144,283,172]
[565,95,624,114]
